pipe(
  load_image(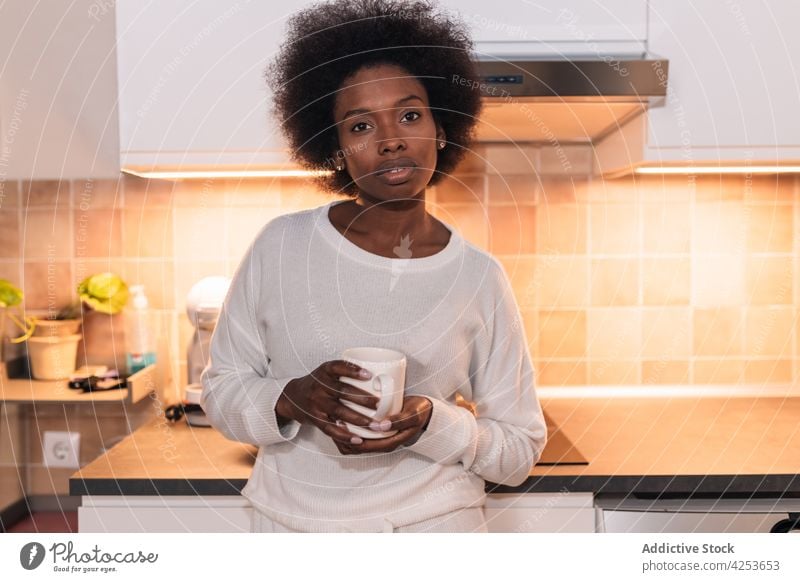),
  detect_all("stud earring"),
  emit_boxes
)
[438,141,445,149]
